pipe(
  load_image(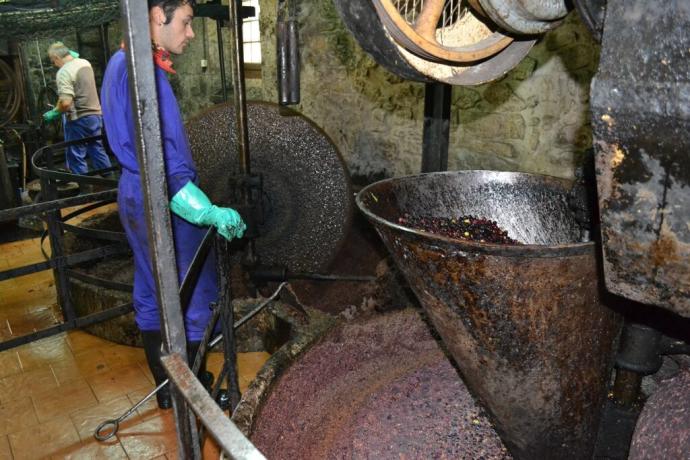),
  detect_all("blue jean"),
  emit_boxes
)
[64,114,112,175]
